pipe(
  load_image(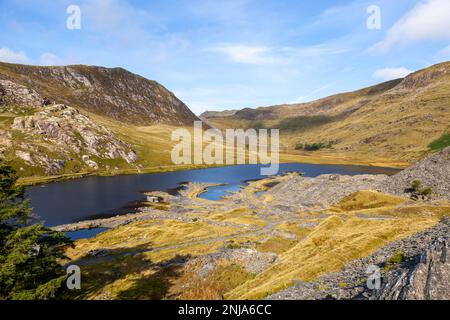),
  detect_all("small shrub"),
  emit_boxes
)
[390,251,406,264]
[407,180,433,200]
[411,180,422,192]
[384,250,406,271]
[420,187,433,196]
[295,141,334,151]
[225,240,241,249]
